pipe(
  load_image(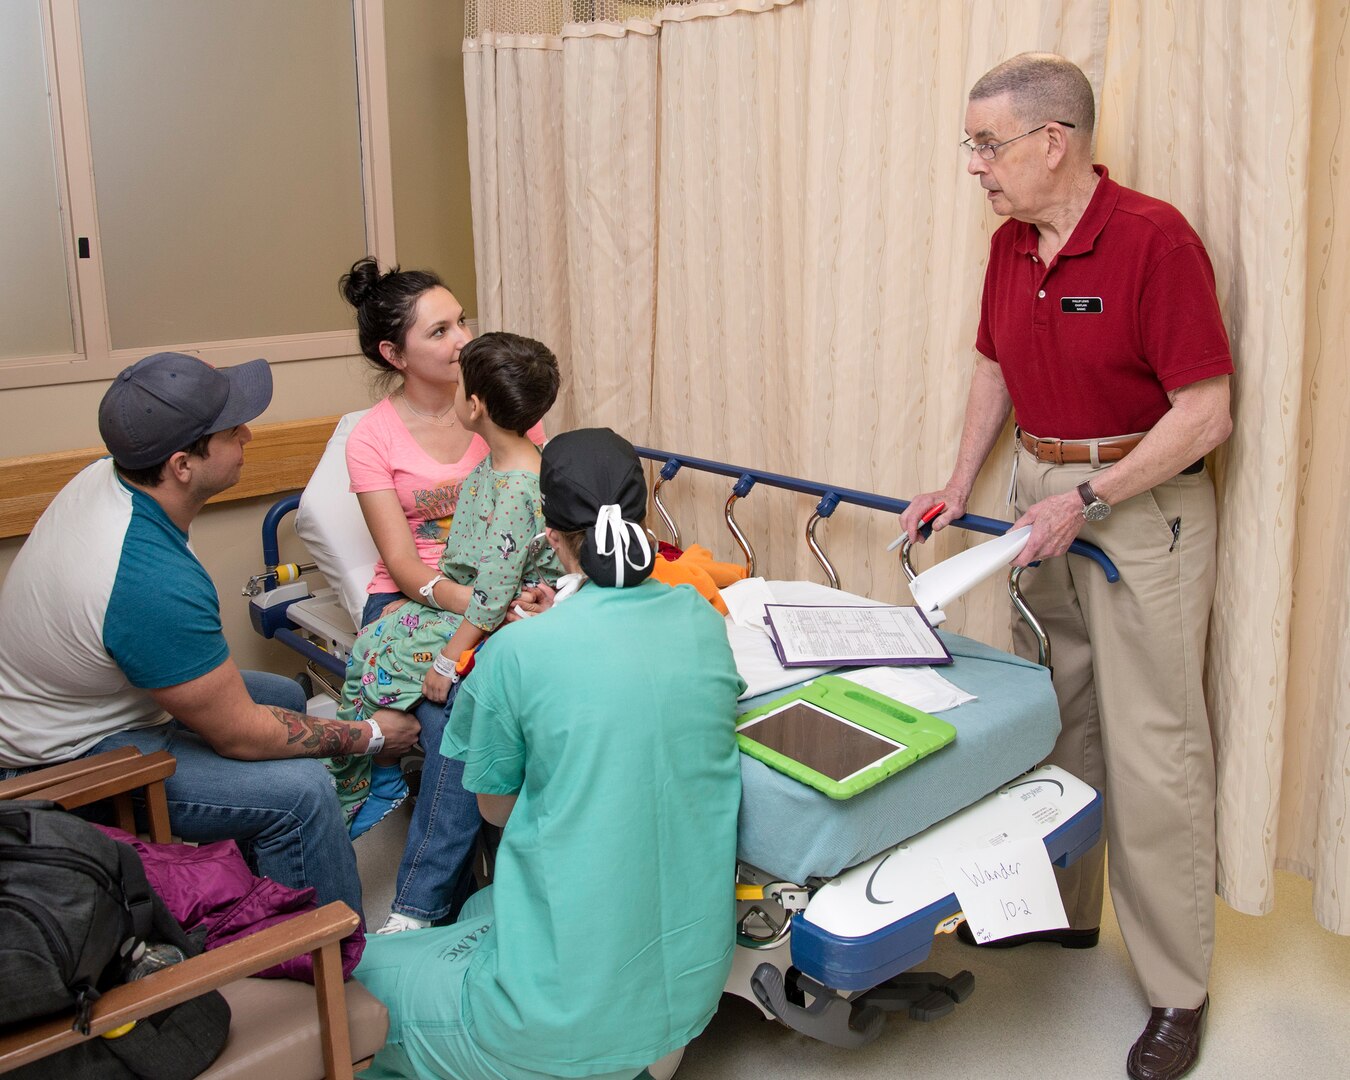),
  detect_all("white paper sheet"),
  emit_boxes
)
[721,577,779,634]
[763,604,949,665]
[939,833,1068,943]
[909,526,1032,624]
[837,665,975,714]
